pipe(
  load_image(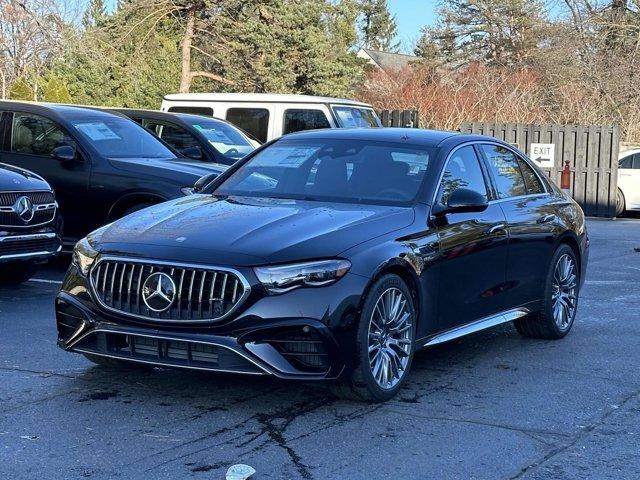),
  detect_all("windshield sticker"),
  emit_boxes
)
[74,122,120,141]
